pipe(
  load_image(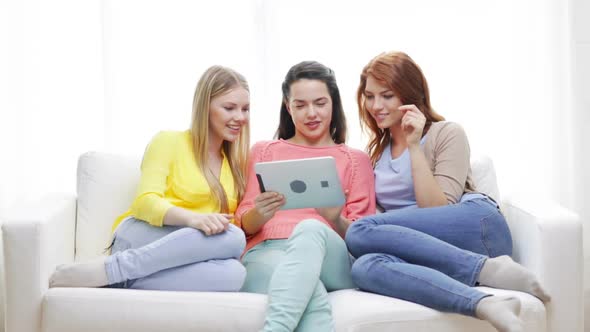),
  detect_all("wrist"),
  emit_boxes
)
[186,215,201,229]
[408,143,421,153]
[163,206,198,227]
[331,214,345,226]
[243,208,266,235]
[250,207,267,223]
[335,216,351,236]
